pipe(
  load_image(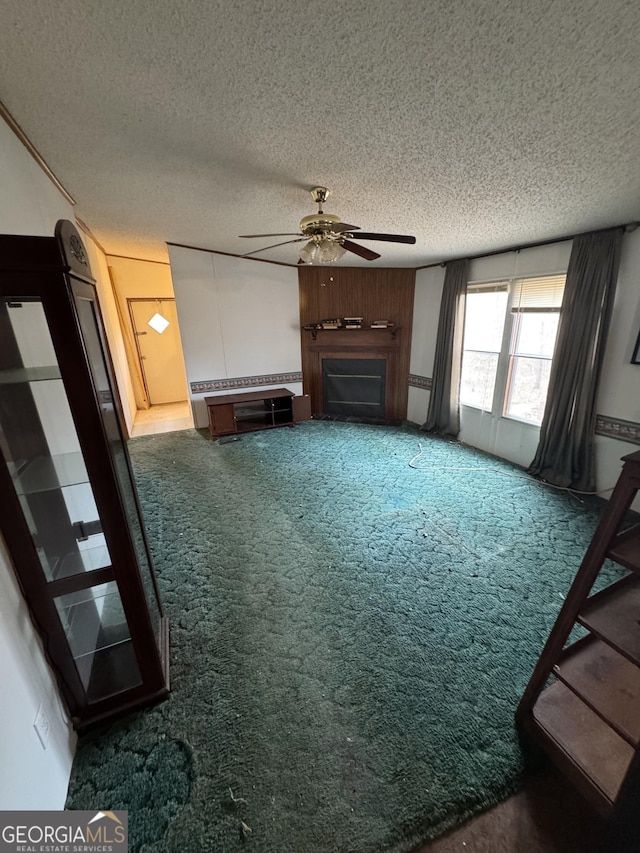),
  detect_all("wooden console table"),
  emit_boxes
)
[205,388,310,438]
